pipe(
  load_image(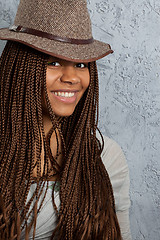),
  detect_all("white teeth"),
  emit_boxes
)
[65,92,69,97]
[54,92,75,98]
[69,92,73,97]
